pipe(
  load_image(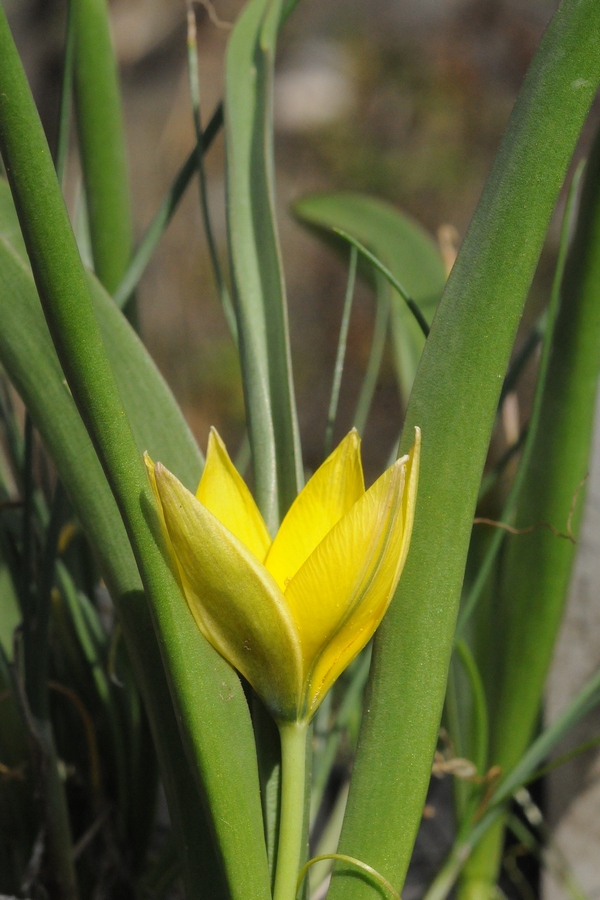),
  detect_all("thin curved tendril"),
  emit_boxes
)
[296,853,401,900]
